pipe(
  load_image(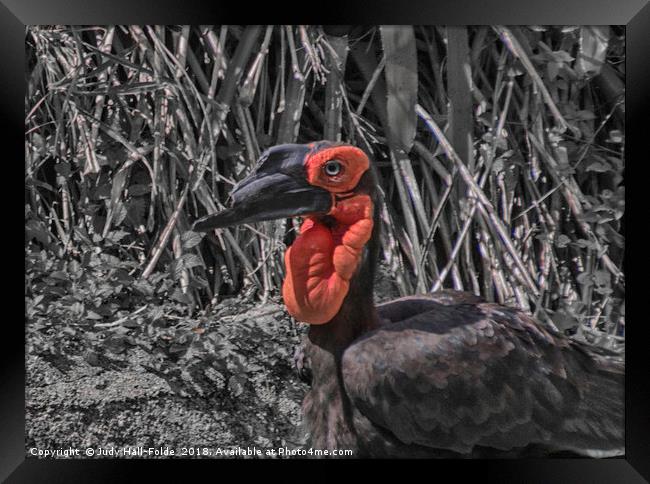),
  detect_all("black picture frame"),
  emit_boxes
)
[7,1,648,481]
